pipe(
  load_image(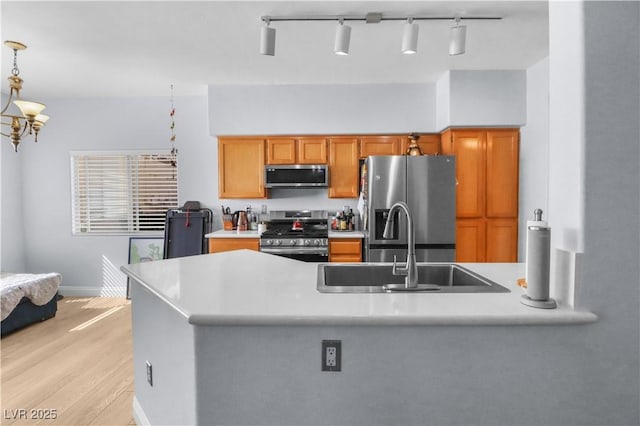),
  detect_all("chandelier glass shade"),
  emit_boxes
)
[1,40,49,152]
